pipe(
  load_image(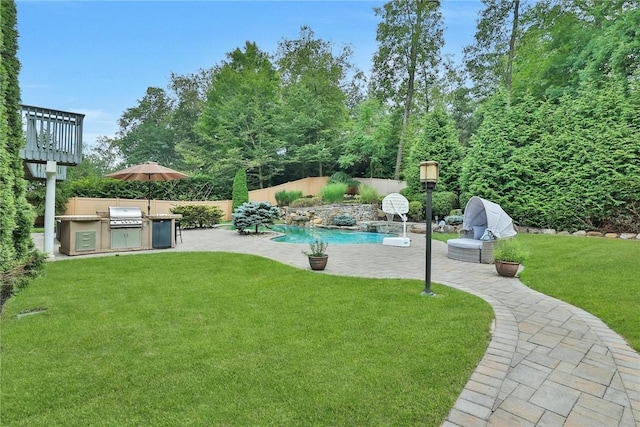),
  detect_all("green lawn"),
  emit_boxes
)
[434,232,640,351]
[516,234,640,351]
[1,253,493,426]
